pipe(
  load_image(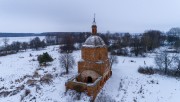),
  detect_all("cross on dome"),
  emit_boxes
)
[93,13,96,25]
[92,13,97,35]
